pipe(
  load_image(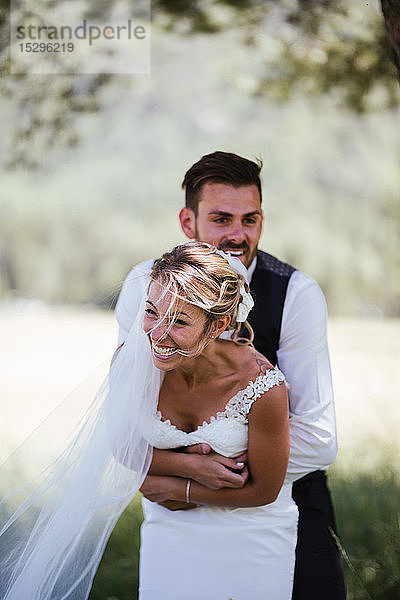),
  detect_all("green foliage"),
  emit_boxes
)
[156,1,398,113]
[259,17,398,114]
[90,496,143,600]
[330,467,400,600]
[0,0,398,166]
